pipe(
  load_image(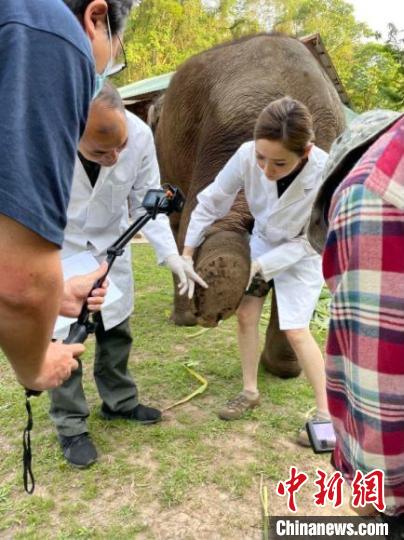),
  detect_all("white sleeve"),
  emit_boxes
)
[257,235,318,281]
[128,131,178,264]
[184,149,244,247]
